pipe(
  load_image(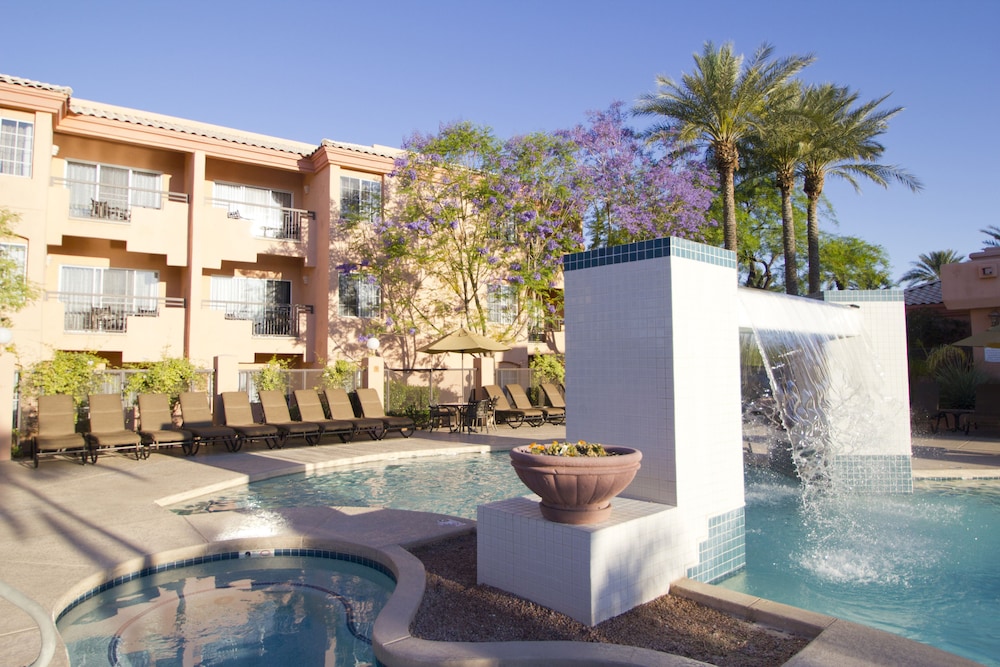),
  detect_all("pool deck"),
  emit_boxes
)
[0,425,993,667]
